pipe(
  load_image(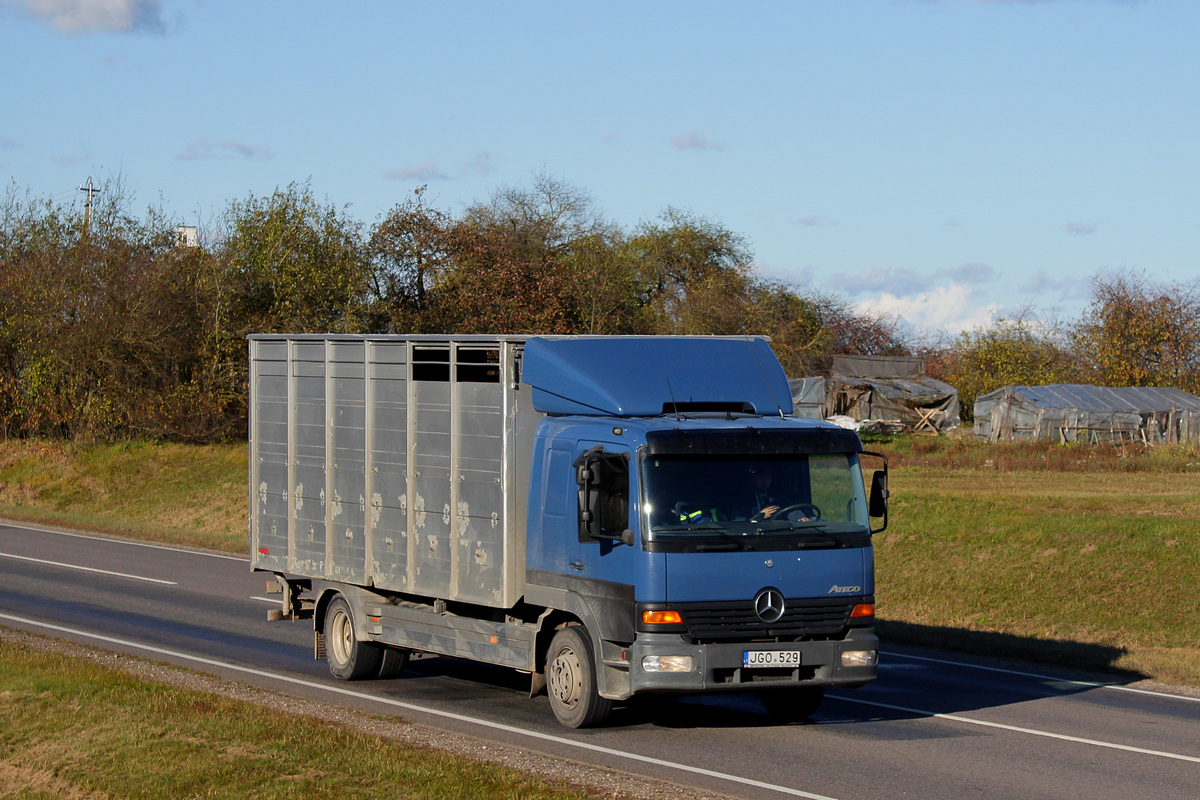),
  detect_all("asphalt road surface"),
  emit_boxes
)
[2,521,1198,800]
